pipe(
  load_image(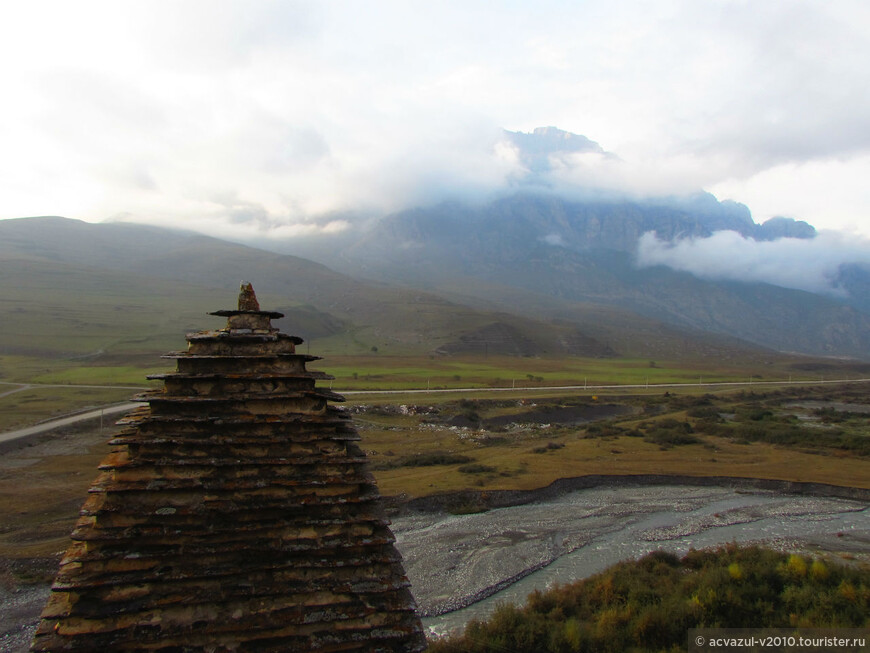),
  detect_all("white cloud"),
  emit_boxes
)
[636,229,870,296]
[542,233,566,247]
[0,0,869,237]
[709,155,870,234]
